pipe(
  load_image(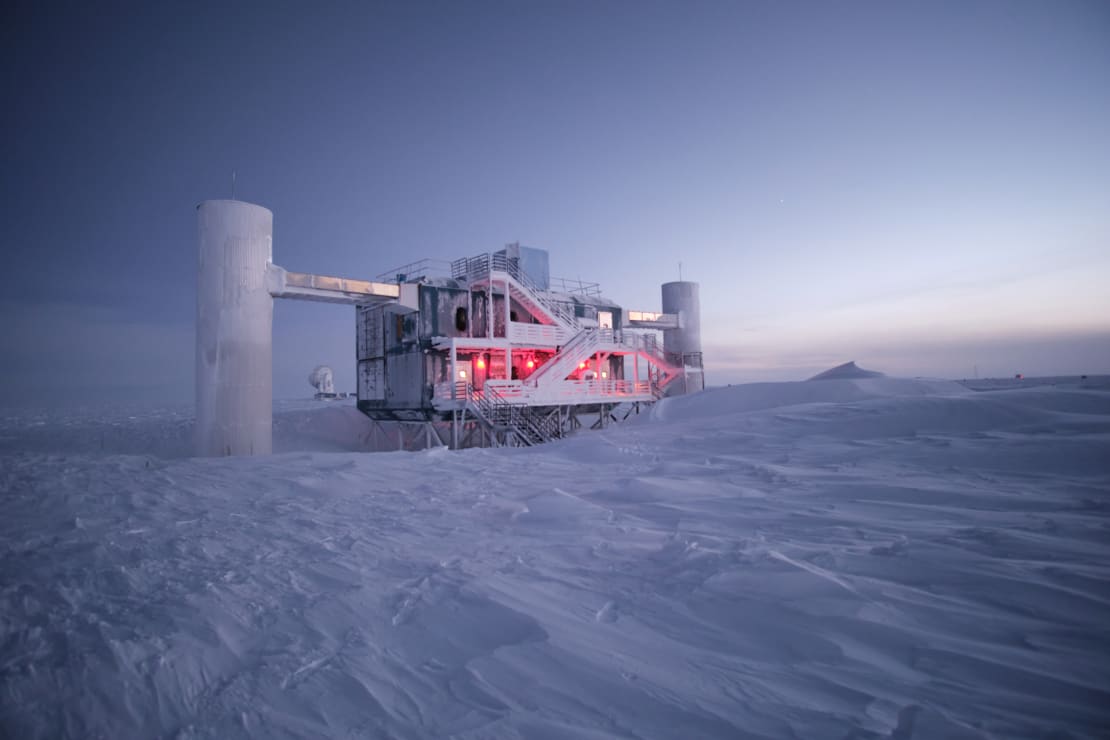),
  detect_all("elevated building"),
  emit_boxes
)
[357,244,703,448]
[195,200,703,455]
